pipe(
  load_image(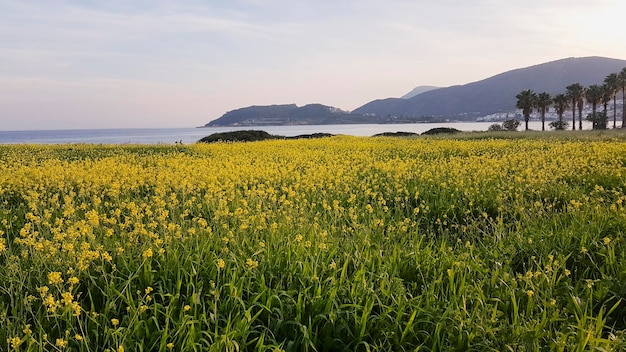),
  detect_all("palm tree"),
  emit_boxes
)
[586,85,604,129]
[566,83,584,131]
[620,68,626,128]
[604,73,619,128]
[536,92,552,131]
[516,89,537,131]
[553,93,569,128]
